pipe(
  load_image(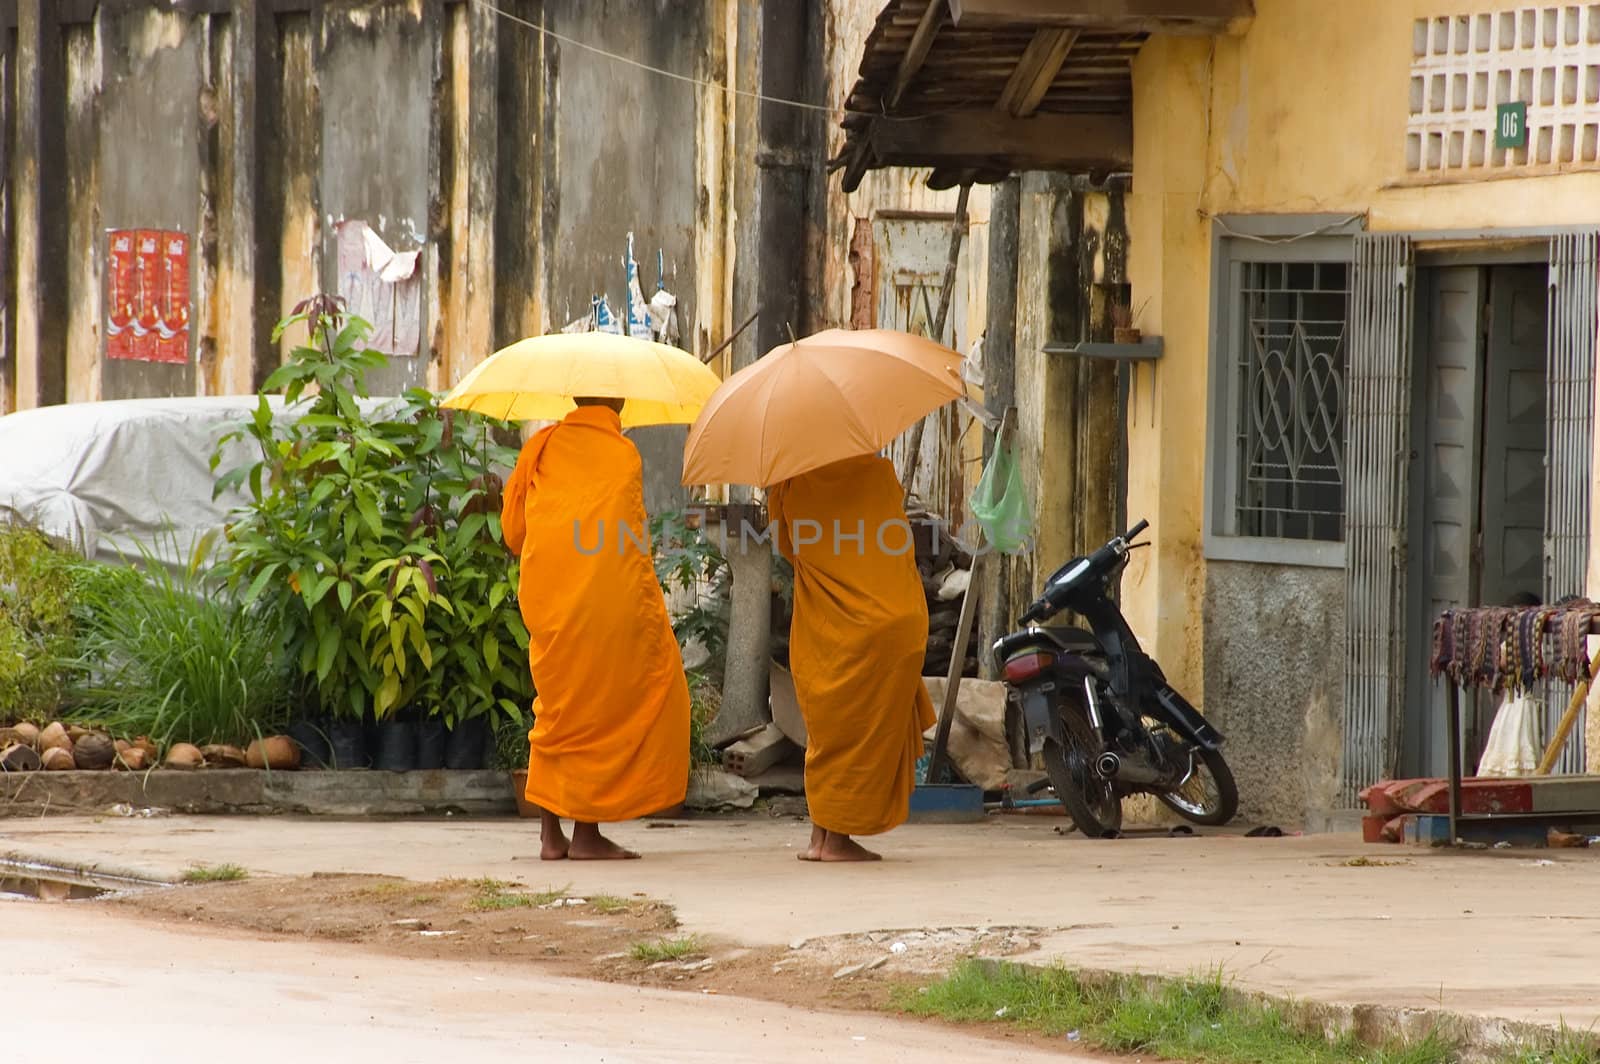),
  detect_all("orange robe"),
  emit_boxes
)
[501,405,689,823]
[767,454,935,836]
